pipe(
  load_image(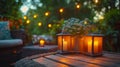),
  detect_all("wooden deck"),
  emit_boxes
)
[30,52,120,67]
